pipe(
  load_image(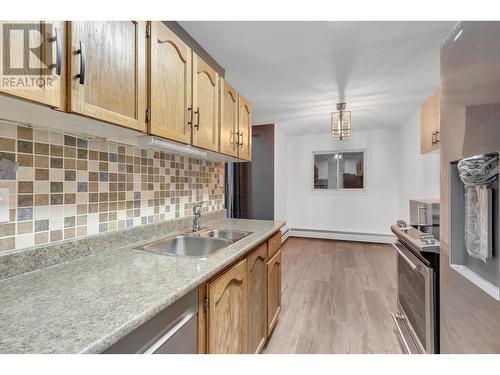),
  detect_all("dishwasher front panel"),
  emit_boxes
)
[103,288,198,354]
